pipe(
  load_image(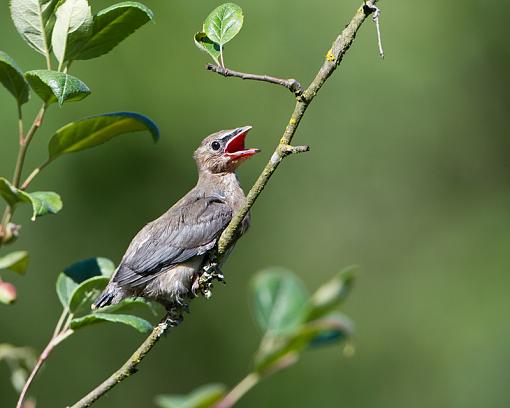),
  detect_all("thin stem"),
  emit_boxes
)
[69,311,182,408]
[215,373,260,408]
[219,45,225,68]
[17,104,24,144]
[206,64,304,97]
[45,52,52,71]
[11,105,46,188]
[0,104,48,242]
[365,2,384,58]
[20,159,51,191]
[52,309,69,339]
[16,343,51,408]
[16,315,73,408]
